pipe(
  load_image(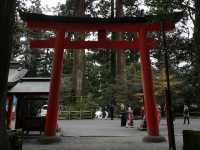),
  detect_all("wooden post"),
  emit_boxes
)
[44,30,65,136]
[7,96,13,129]
[139,29,159,136]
